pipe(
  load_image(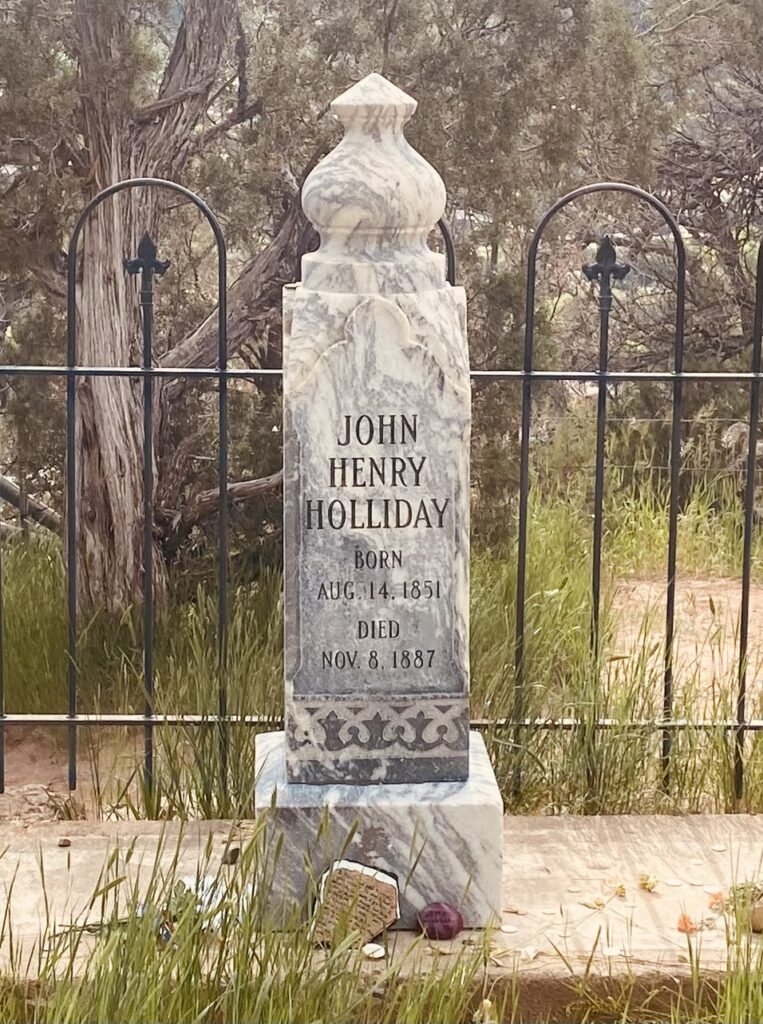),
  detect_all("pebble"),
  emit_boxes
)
[500,924,518,934]
[665,879,683,887]
[58,838,71,848]
[361,942,386,960]
[222,846,240,866]
[567,886,582,893]
[417,902,463,940]
[751,902,763,933]
[711,844,727,853]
